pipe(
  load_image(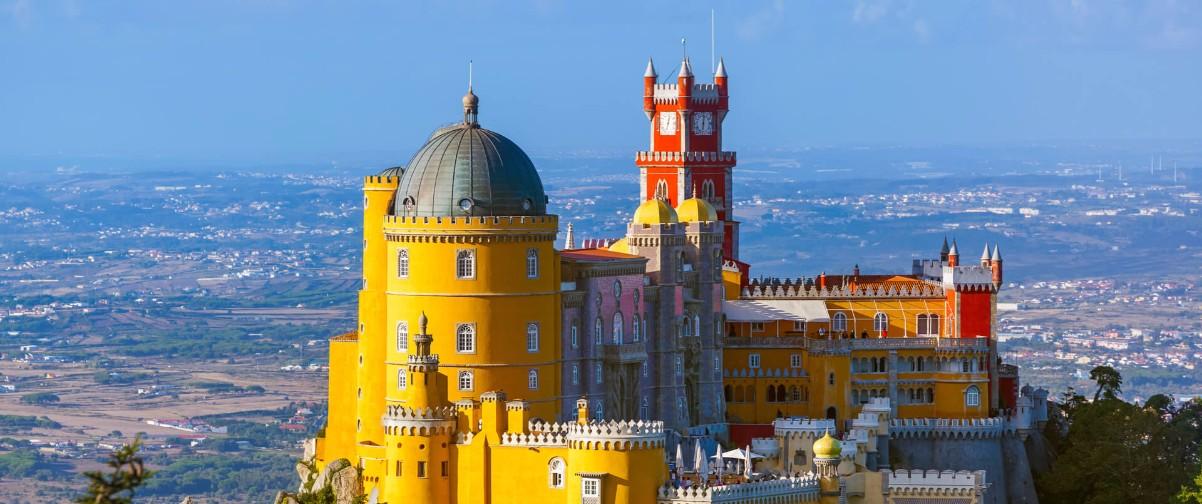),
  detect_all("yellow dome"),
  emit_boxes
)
[675,197,717,222]
[812,431,841,459]
[633,199,678,225]
[607,238,632,254]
